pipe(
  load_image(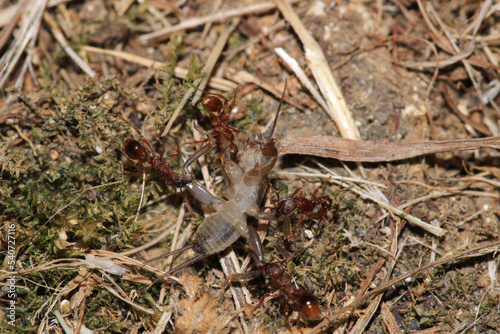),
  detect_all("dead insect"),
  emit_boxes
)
[148,83,288,282]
